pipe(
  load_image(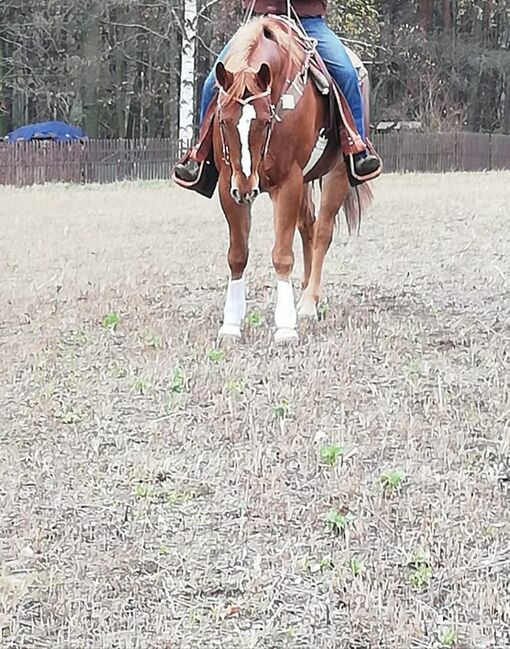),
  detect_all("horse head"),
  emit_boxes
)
[215,61,274,205]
